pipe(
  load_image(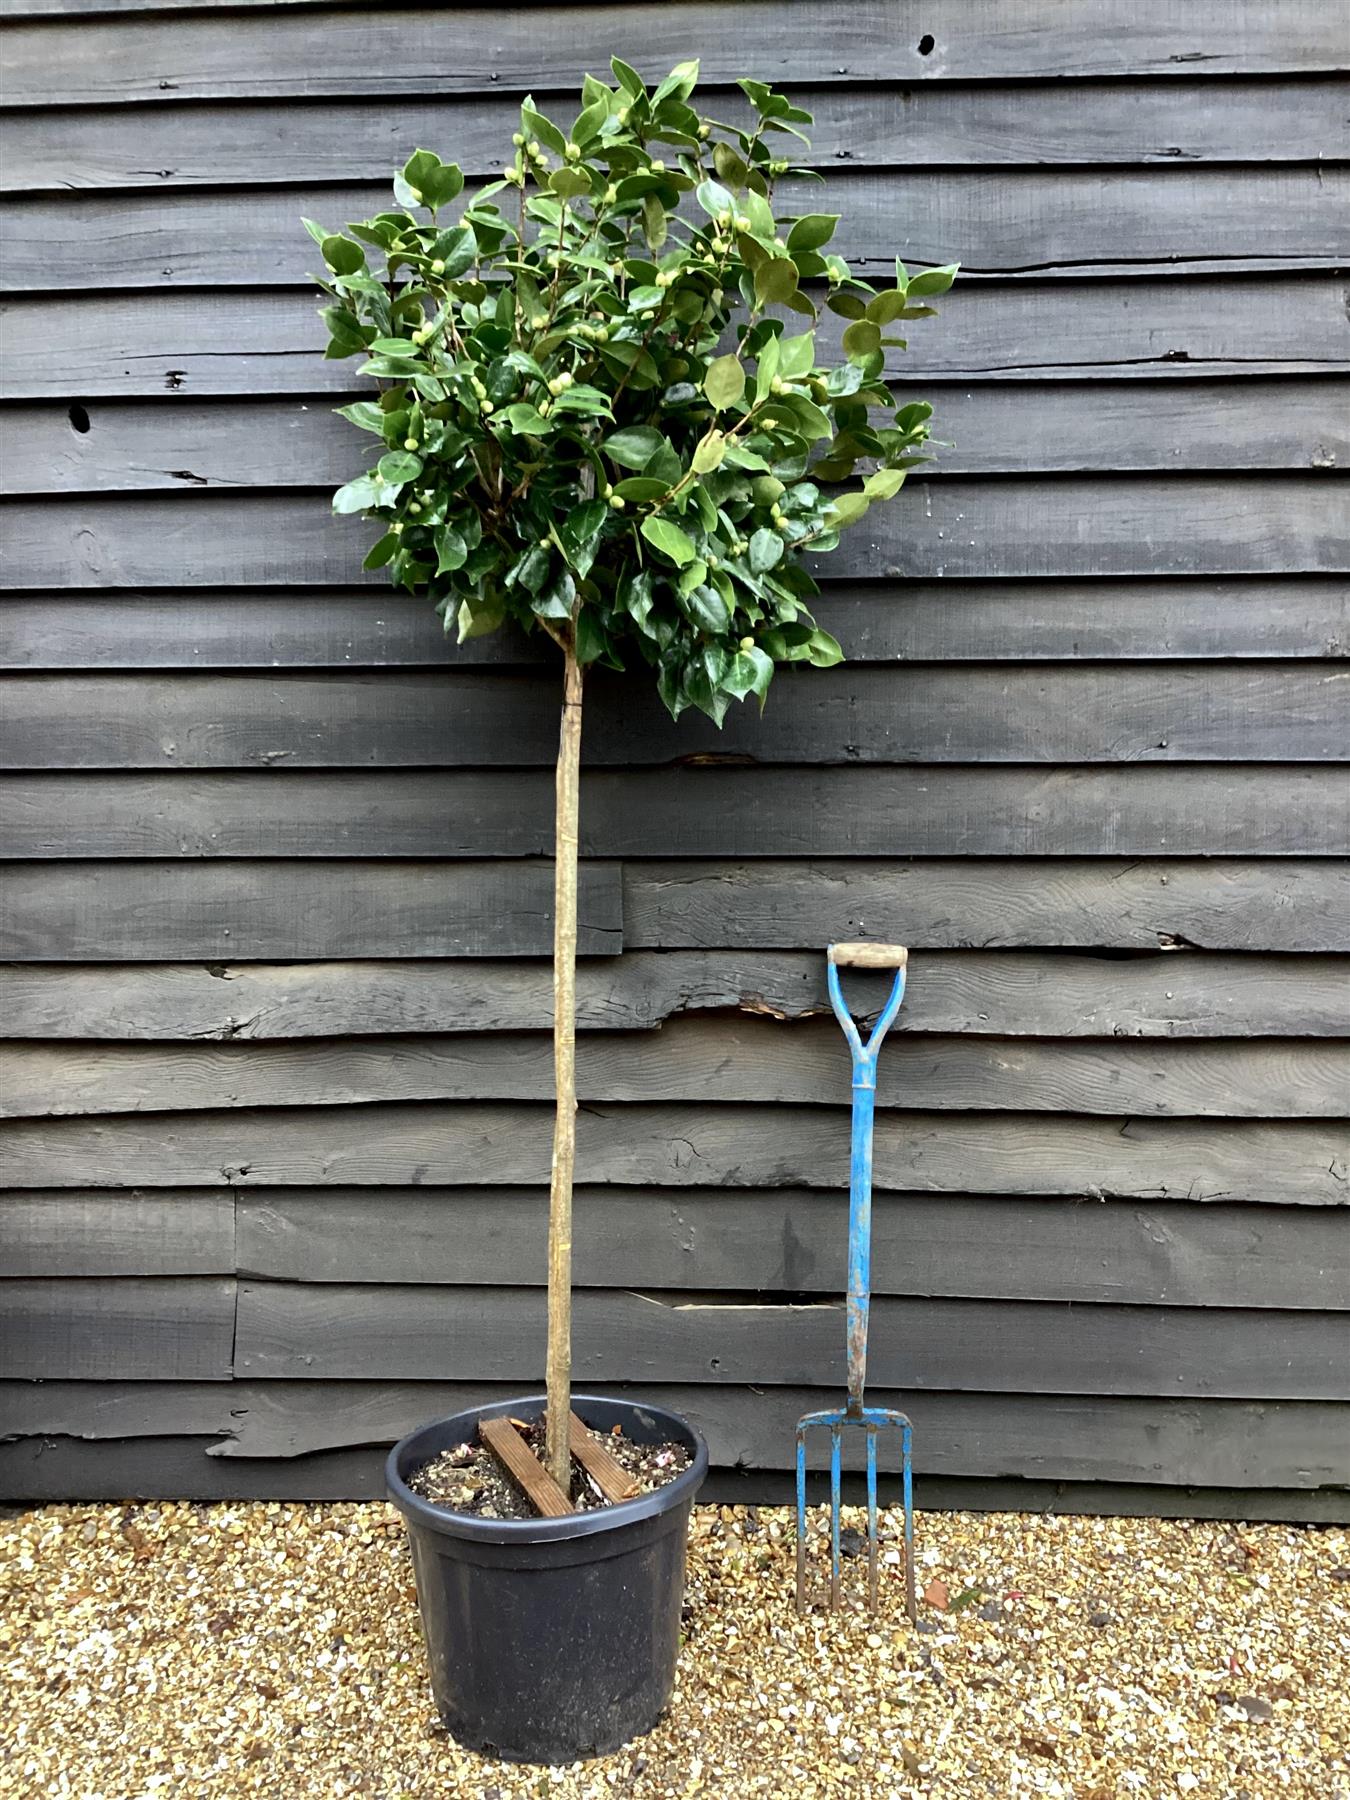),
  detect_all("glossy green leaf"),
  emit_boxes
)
[641,517,698,566]
[905,263,959,297]
[704,354,746,410]
[786,214,838,253]
[603,426,668,469]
